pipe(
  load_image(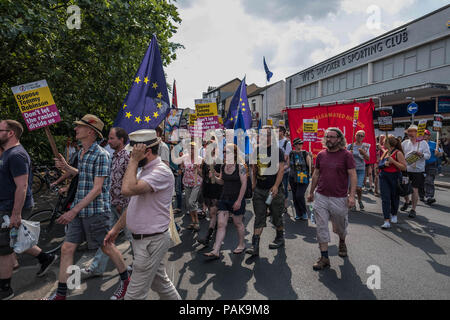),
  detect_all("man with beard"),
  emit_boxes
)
[104,129,181,300]
[0,120,58,300]
[307,127,357,271]
[44,114,129,300]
